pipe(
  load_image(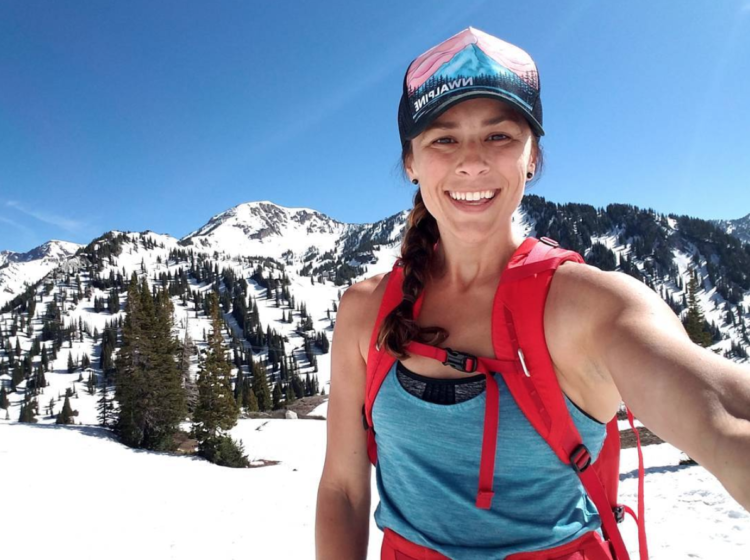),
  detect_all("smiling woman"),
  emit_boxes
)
[315,26,750,560]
